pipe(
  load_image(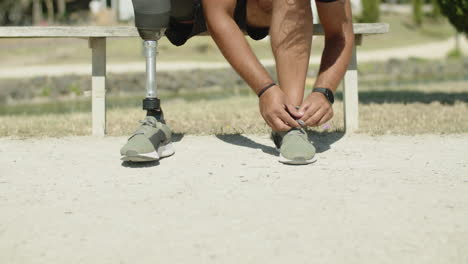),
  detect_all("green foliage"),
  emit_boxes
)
[359,0,381,23]
[0,0,30,25]
[41,86,52,97]
[412,0,423,26]
[430,0,442,19]
[68,83,82,96]
[447,48,463,59]
[437,0,468,36]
